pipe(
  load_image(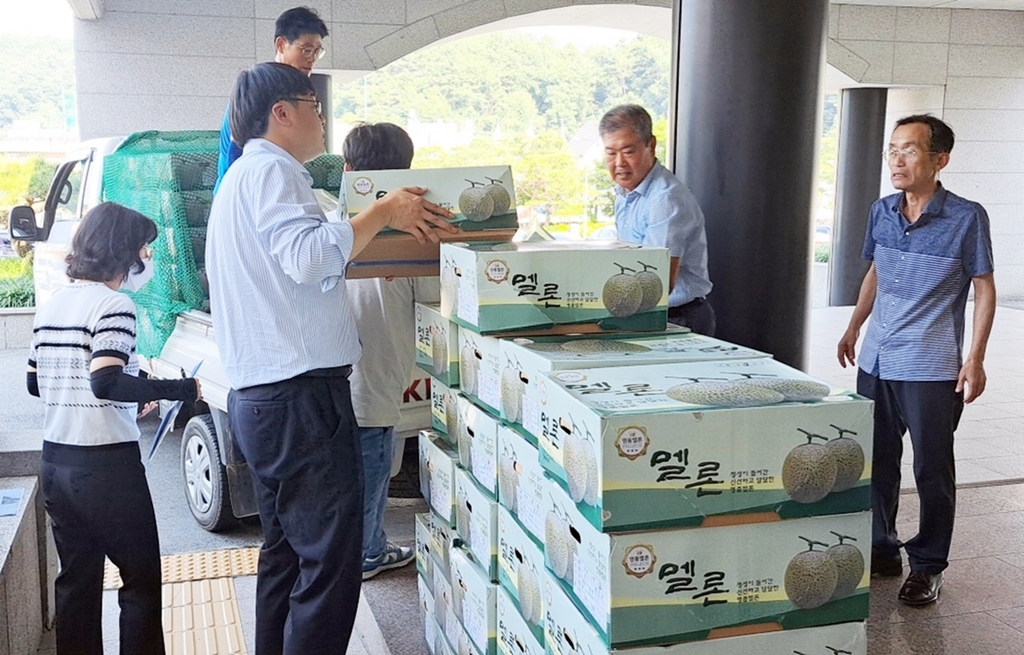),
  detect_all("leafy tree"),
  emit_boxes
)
[0,37,75,130]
